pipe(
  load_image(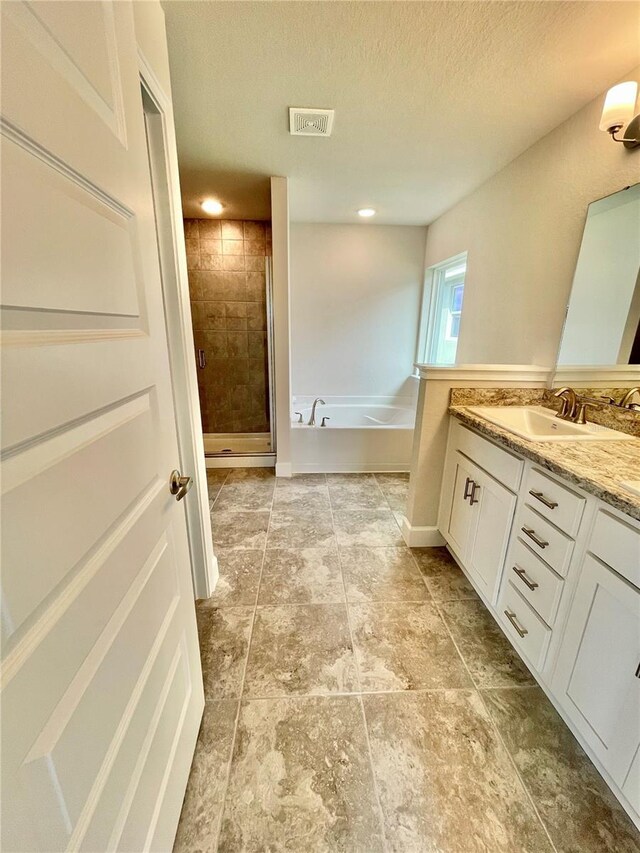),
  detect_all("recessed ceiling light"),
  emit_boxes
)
[201,198,223,215]
[357,208,376,218]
